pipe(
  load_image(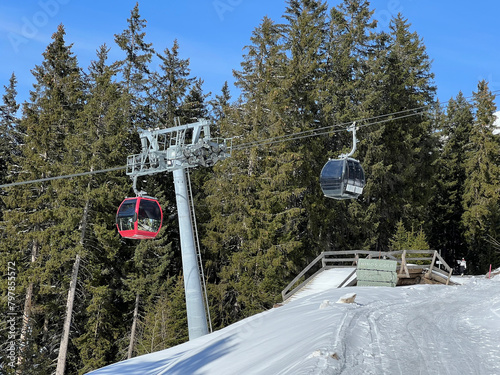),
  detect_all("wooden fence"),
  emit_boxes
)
[281,250,454,301]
